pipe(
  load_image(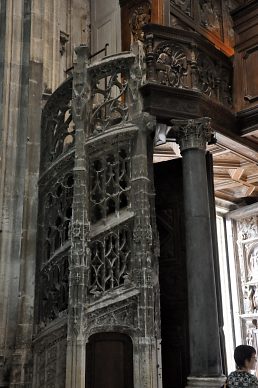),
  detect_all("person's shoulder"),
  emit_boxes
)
[228,370,241,378]
[248,373,258,383]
